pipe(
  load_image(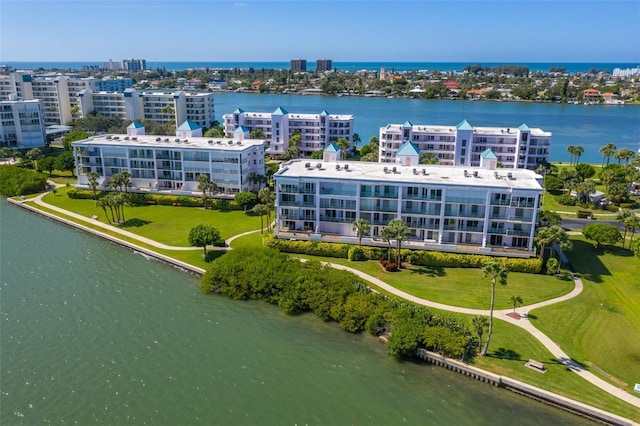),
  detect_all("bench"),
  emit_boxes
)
[525,359,546,373]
